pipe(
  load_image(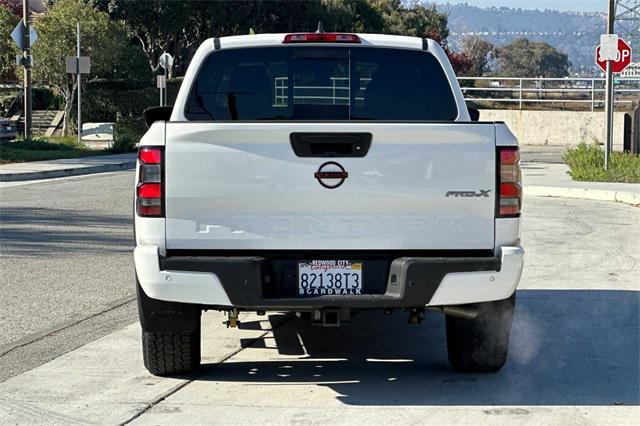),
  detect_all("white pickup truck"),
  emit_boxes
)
[134,30,524,376]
